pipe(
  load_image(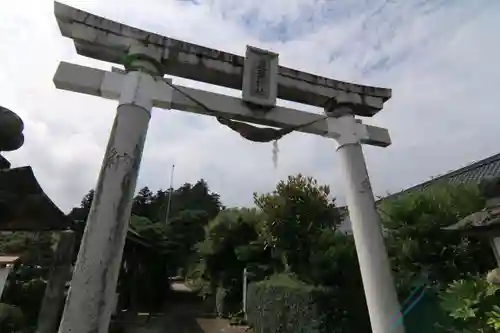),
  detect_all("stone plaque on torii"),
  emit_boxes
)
[52,2,404,333]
